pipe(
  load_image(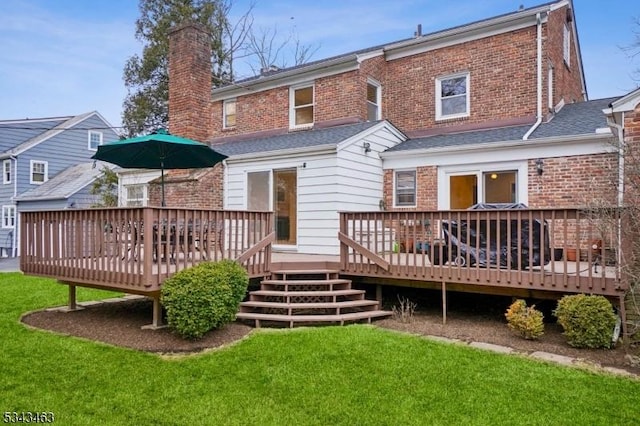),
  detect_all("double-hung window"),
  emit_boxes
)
[436,72,470,120]
[30,160,48,184]
[125,185,145,207]
[367,80,381,121]
[223,99,236,129]
[88,131,103,150]
[395,170,417,207]
[2,160,10,184]
[2,205,15,228]
[290,84,314,129]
